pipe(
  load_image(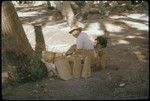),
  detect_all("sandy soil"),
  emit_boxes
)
[2,5,149,100]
